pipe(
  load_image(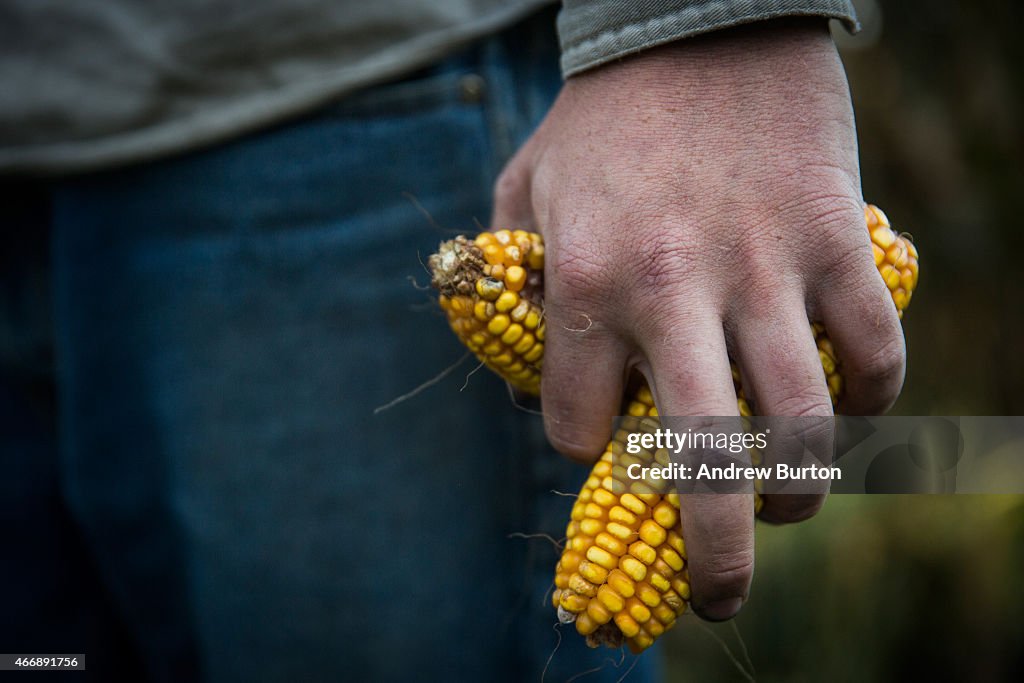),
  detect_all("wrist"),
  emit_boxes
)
[569,18,842,103]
